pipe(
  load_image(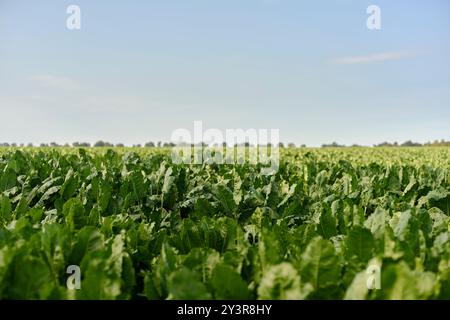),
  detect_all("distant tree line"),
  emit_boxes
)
[320,141,450,148]
[373,140,450,147]
[0,140,449,148]
[0,141,176,148]
[318,140,450,148]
